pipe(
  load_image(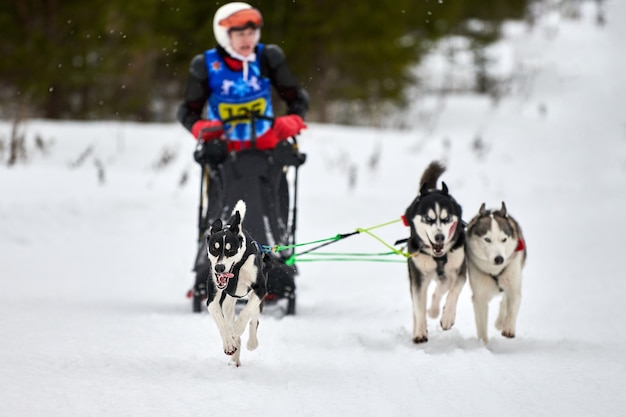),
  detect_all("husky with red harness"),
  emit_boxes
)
[466,202,527,344]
